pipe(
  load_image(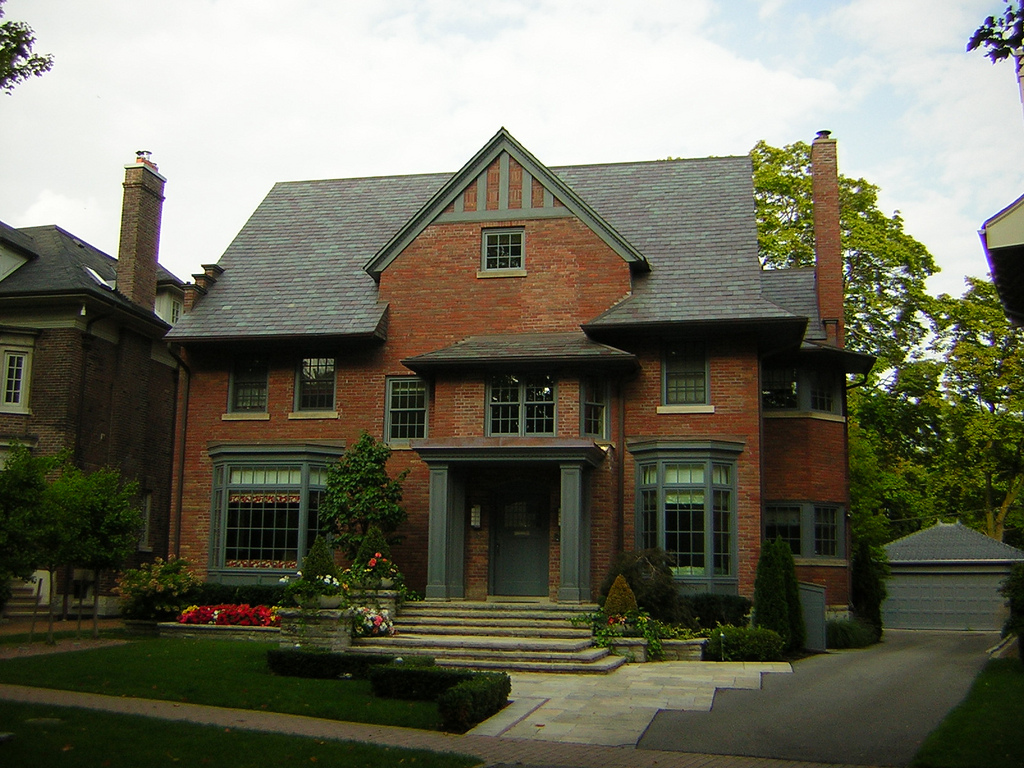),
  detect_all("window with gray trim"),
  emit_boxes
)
[765,502,844,558]
[637,456,735,580]
[663,343,707,405]
[210,461,327,569]
[296,357,335,410]
[488,374,555,436]
[581,377,608,438]
[482,229,523,271]
[230,359,268,412]
[761,365,841,415]
[386,377,428,441]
